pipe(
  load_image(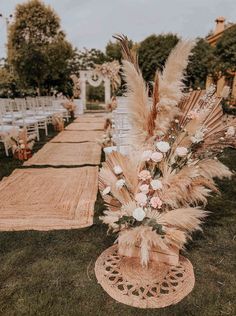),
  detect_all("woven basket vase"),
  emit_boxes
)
[118,242,180,266]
